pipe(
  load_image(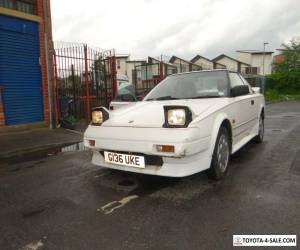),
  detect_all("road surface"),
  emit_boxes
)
[0,101,299,250]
